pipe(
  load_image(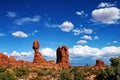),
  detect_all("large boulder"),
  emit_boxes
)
[56,46,70,67]
[33,40,39,50]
